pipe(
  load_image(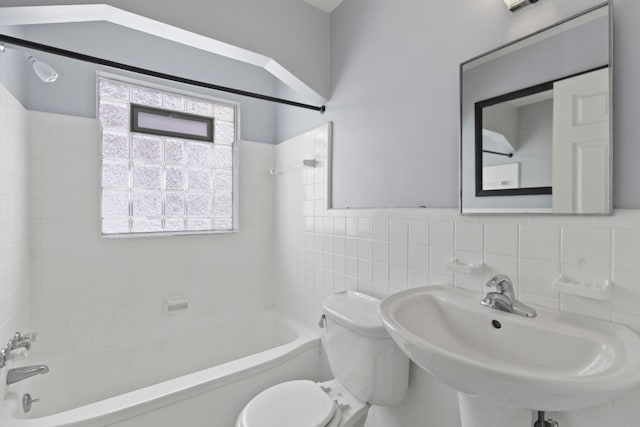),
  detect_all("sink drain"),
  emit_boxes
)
[491,320,502,329]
